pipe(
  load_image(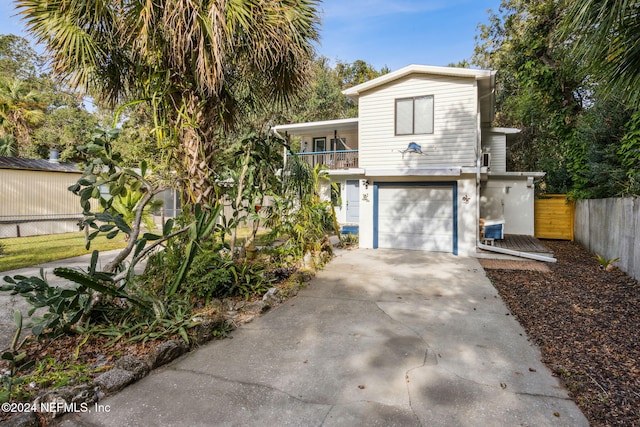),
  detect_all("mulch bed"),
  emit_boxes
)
[484,240,640,426]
